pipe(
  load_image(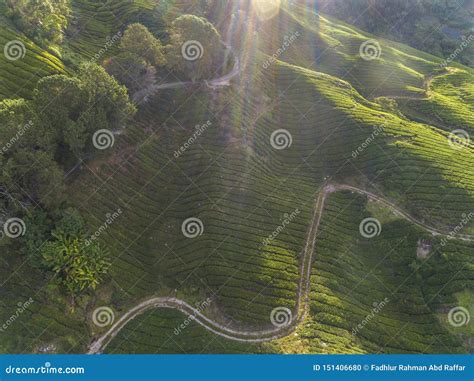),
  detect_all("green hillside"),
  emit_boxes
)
[0,0,472,355]
[0,28,66,99]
